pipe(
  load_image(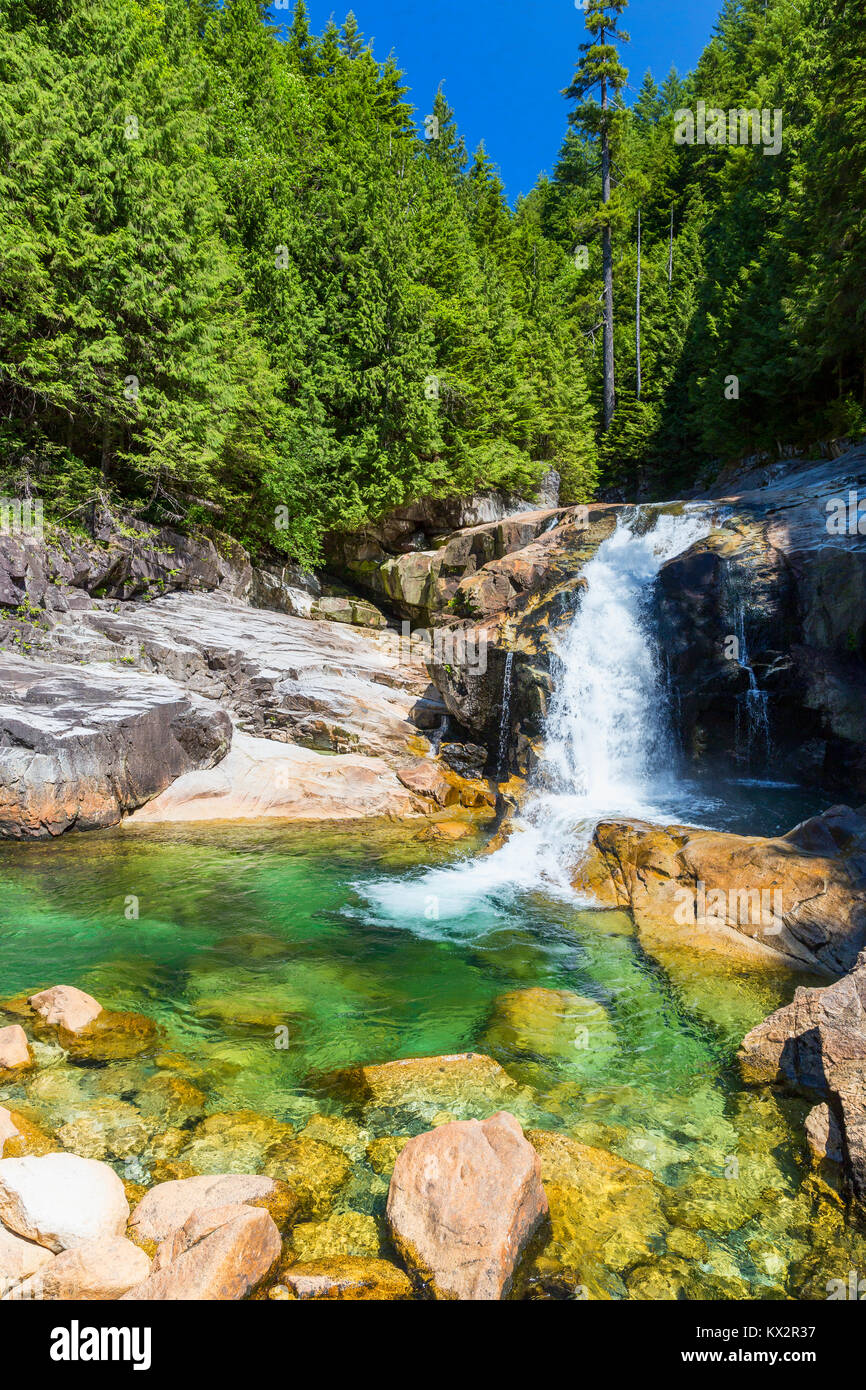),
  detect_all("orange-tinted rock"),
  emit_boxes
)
[122,1202,281,1301]
[0,1025,31,1073]
[129,1173,298,1252]
[12,1236,151,1301]
[28,985,102,1033]
[386,1111,548,1300]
